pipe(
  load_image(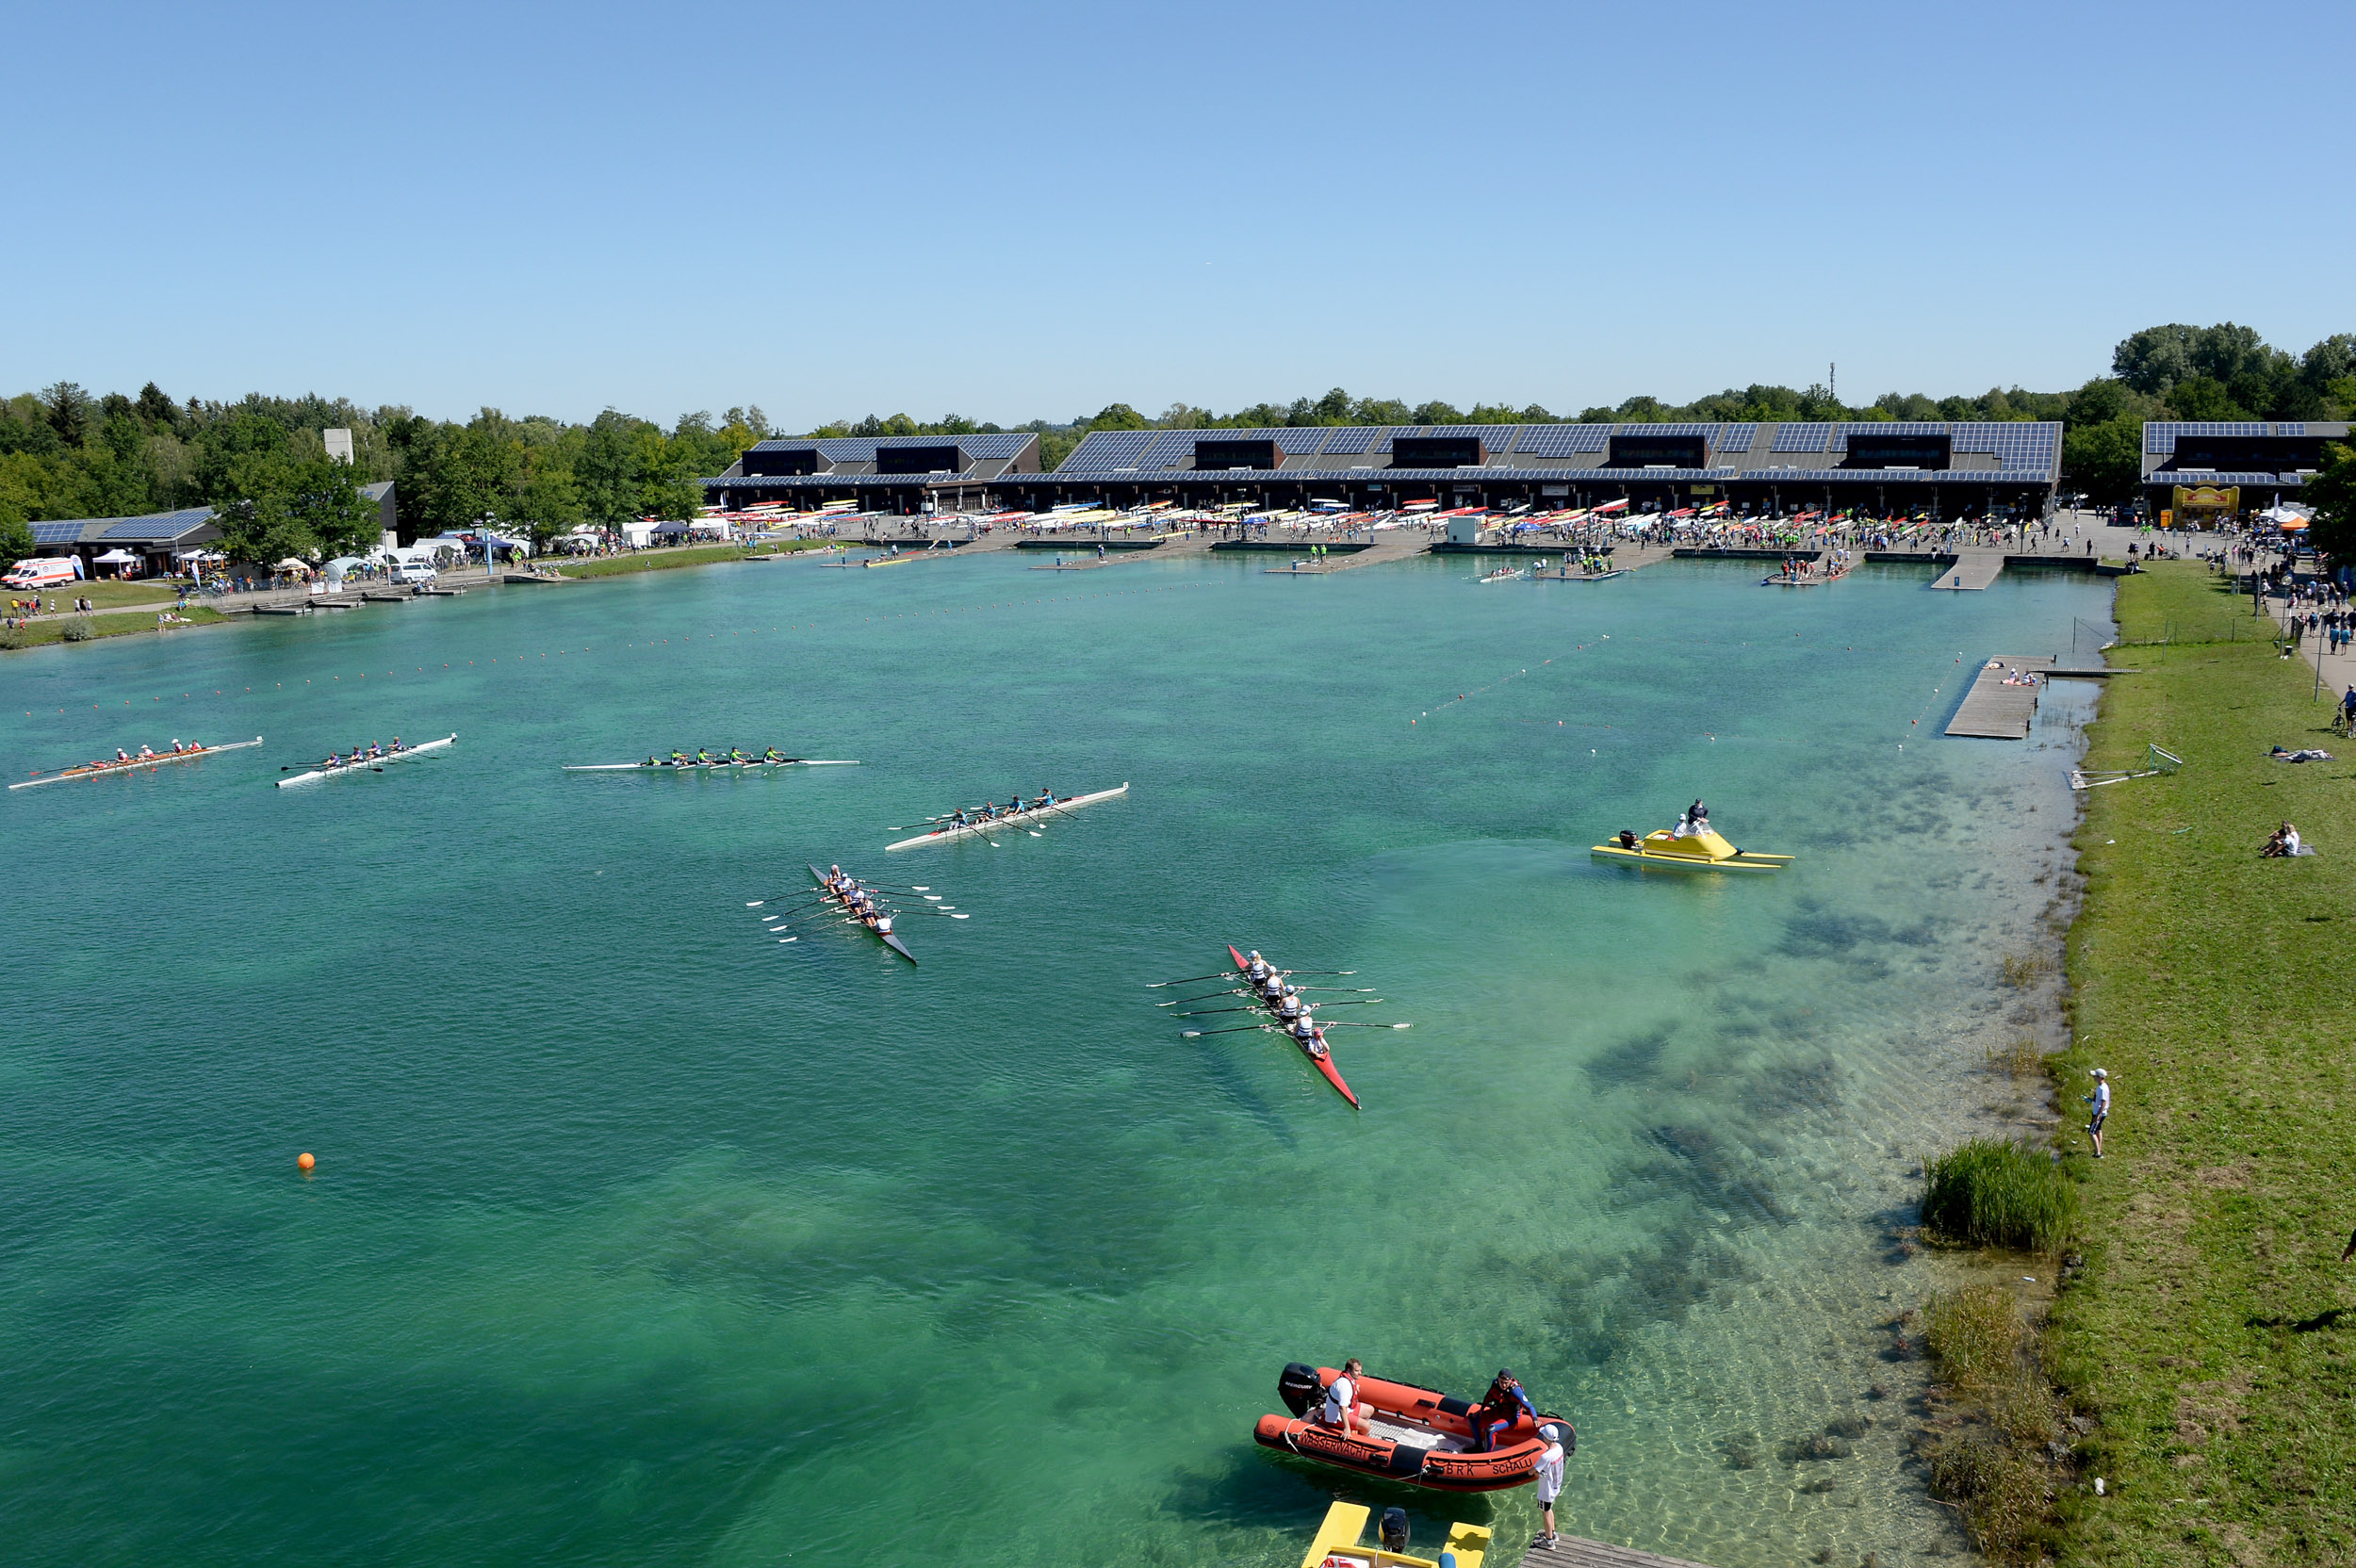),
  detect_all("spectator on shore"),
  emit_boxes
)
[2084,1069,2110,1158]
